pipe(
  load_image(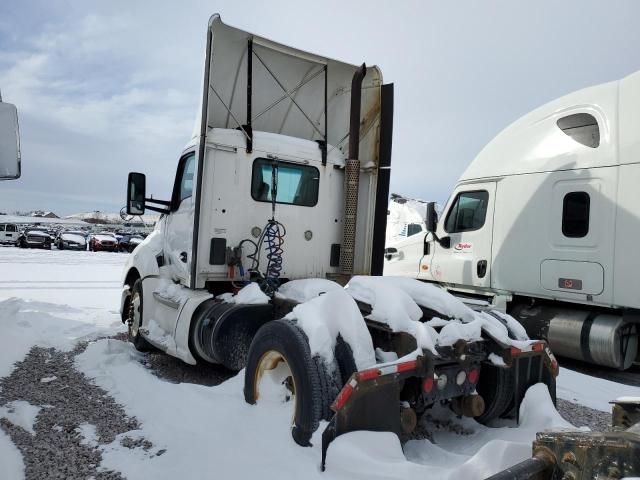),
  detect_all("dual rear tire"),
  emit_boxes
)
[244,319,341,446]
